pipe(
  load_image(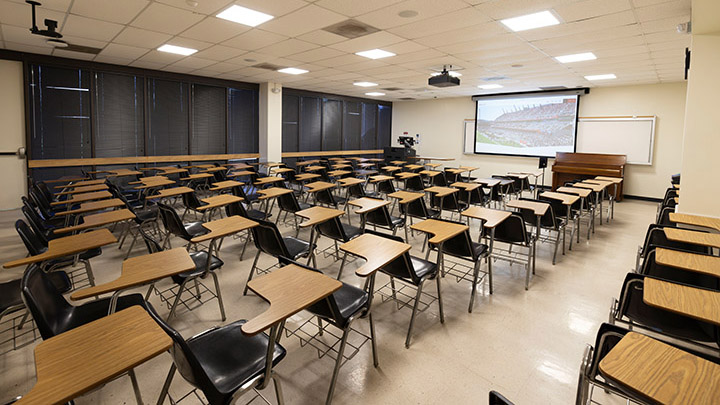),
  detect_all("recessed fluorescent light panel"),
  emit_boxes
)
[431,71,462,77]
[585,74,616,81]
[365,92,385,96]
[157,44,197,56]
[355,49,396,59]
[555,52,597,63]
[478,84,503,90]
[278,67,308,75]
[500,11,560,32]
[216,5,274,27]
[354,82,378,87]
